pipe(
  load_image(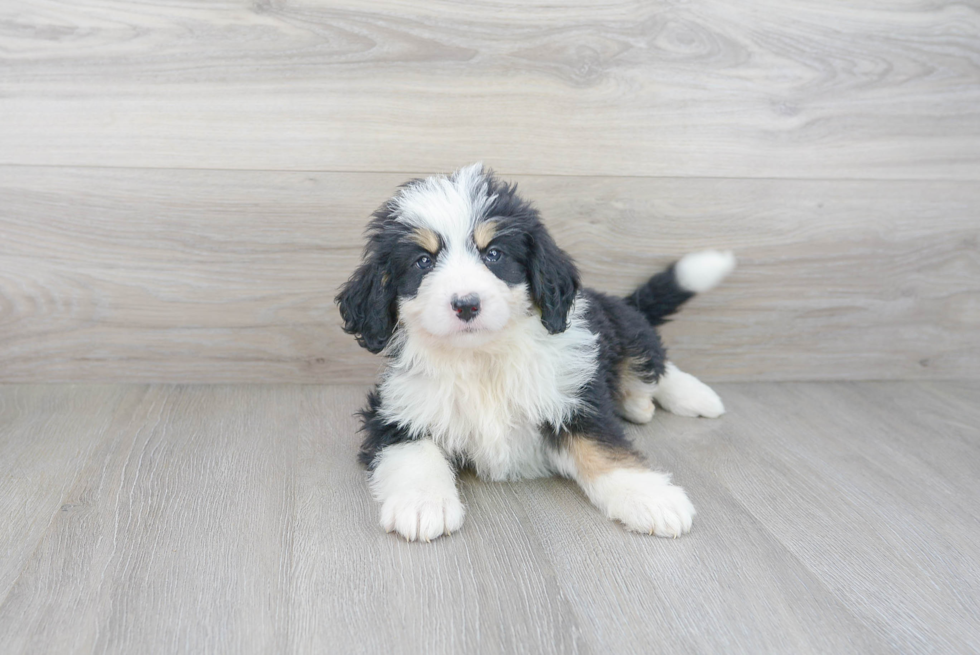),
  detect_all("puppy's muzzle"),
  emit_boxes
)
[451,294,481,322]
